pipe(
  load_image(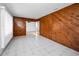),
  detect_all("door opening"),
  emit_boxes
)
[26,21,39,35]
